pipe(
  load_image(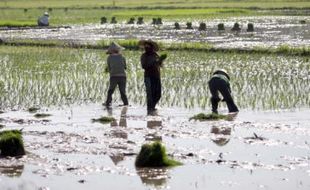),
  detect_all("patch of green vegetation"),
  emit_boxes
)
[135,141,182,167]
[34,113,52,118]
[28,107,40,113]
[0,20,37,27]
[92,116,116,124]
[190,113,227,121]
[0,130,25,157]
